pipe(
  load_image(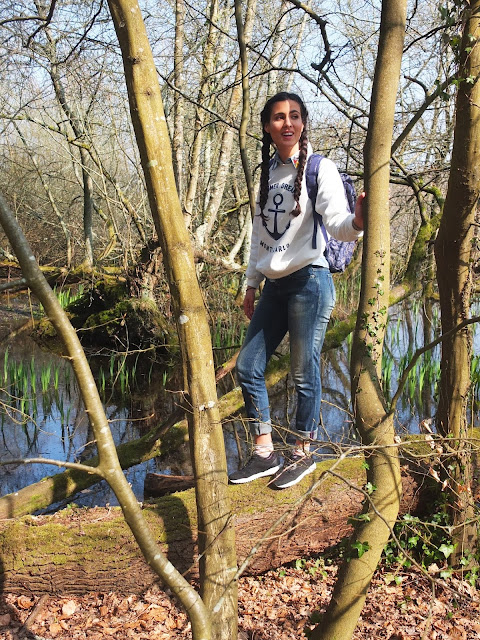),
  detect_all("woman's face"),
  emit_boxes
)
[264,99,305,162]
